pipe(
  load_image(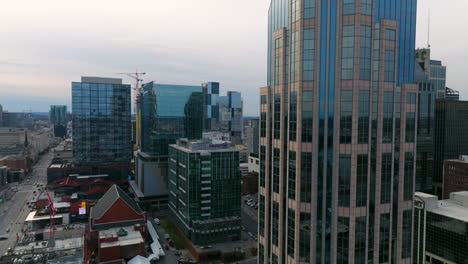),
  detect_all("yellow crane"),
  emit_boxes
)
[116,71,146,150]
